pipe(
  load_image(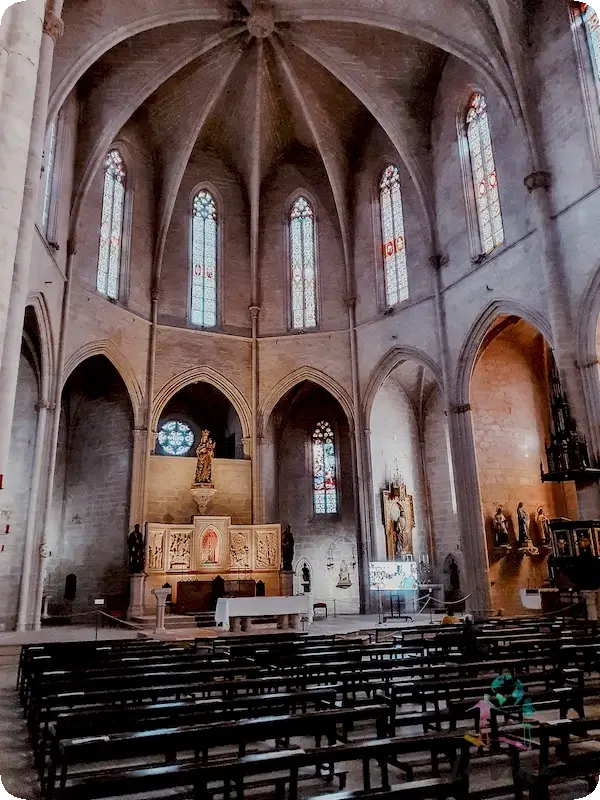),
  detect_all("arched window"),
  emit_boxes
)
[466,93,504,255]
[41,117,58,235]
[156,420,195,456]
[379,165,408,306]
[312,421,338,515]
[290,196,317,329]
[97,149,126,300]
[191,189,218,328]
[582,3,600,98]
